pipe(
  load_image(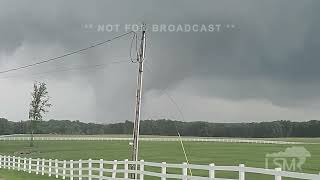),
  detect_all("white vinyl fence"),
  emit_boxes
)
[0,155,319,180]
[0,136,303,145]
